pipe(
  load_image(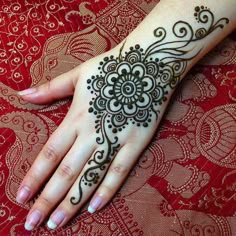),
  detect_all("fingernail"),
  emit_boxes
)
[16,186,31,204]
[24,210,42,231]
[18,87,37,96]
[88,195,104,214]
[47,211,65,230]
